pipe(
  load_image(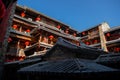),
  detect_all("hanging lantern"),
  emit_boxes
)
[82,32,85,35]
[19,56,25,61]
[12,24,17,29]
[26,29,30,33]
[65,28,69,34]
[106,33,110,37]
[21,11,25,17]
[85,41,90,45]
[94,40,98,43]
[35,16,41,21]
[49,35,54,40]
[8,37,12,43]
[57,25,61,29]
[25,41,30,46]
[115,47,119,52]
[73,33,76,37]
[65,30,69,34]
